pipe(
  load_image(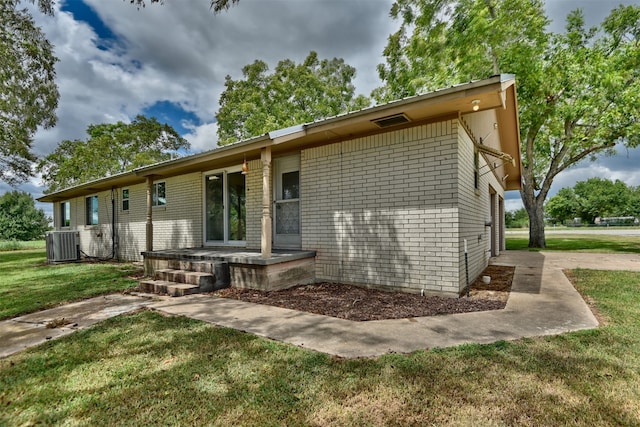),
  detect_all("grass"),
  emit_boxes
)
[506,233,640,253]
[1,264,640,425]
[0,240,46,251]
[0,249,140,320]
